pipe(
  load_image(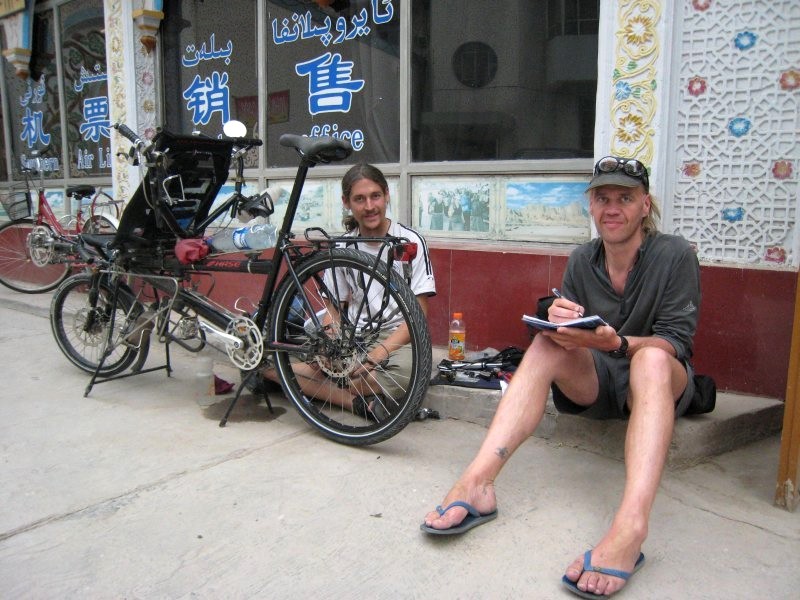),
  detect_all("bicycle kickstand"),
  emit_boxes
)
[219,370,274,427]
